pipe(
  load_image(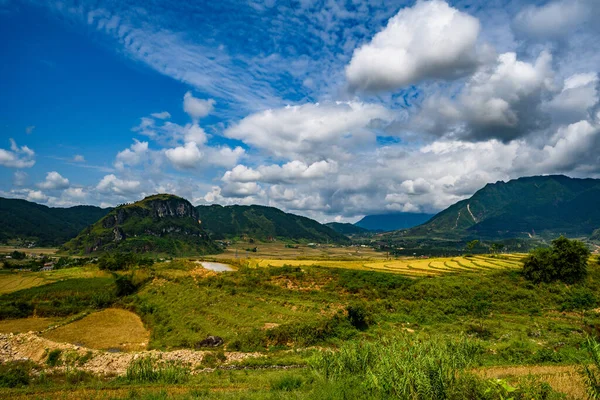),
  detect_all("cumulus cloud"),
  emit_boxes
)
[115,140,149,170]
[73,154,86,162]
[543,73,599,124]
[0,139,35,168]
[183,91,215,120]
[412,51,556,142]
[225,102,393,159]
[223,159,338,184]
[346,0,481,92]
[96,174,141,194]
[37,171,70,190]
[204,146,245,168]
[26,190,48,203]
[513,0,595,40]
[165,142,203,169]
